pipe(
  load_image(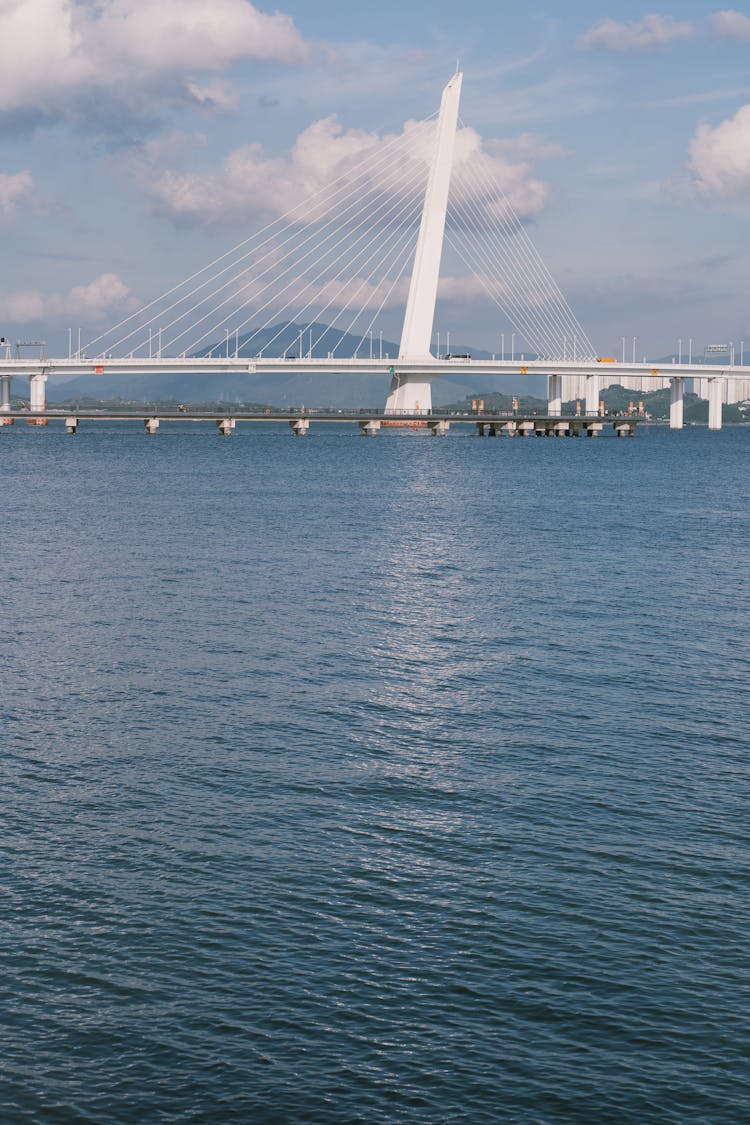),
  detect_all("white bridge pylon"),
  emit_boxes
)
[386,71,463,415]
